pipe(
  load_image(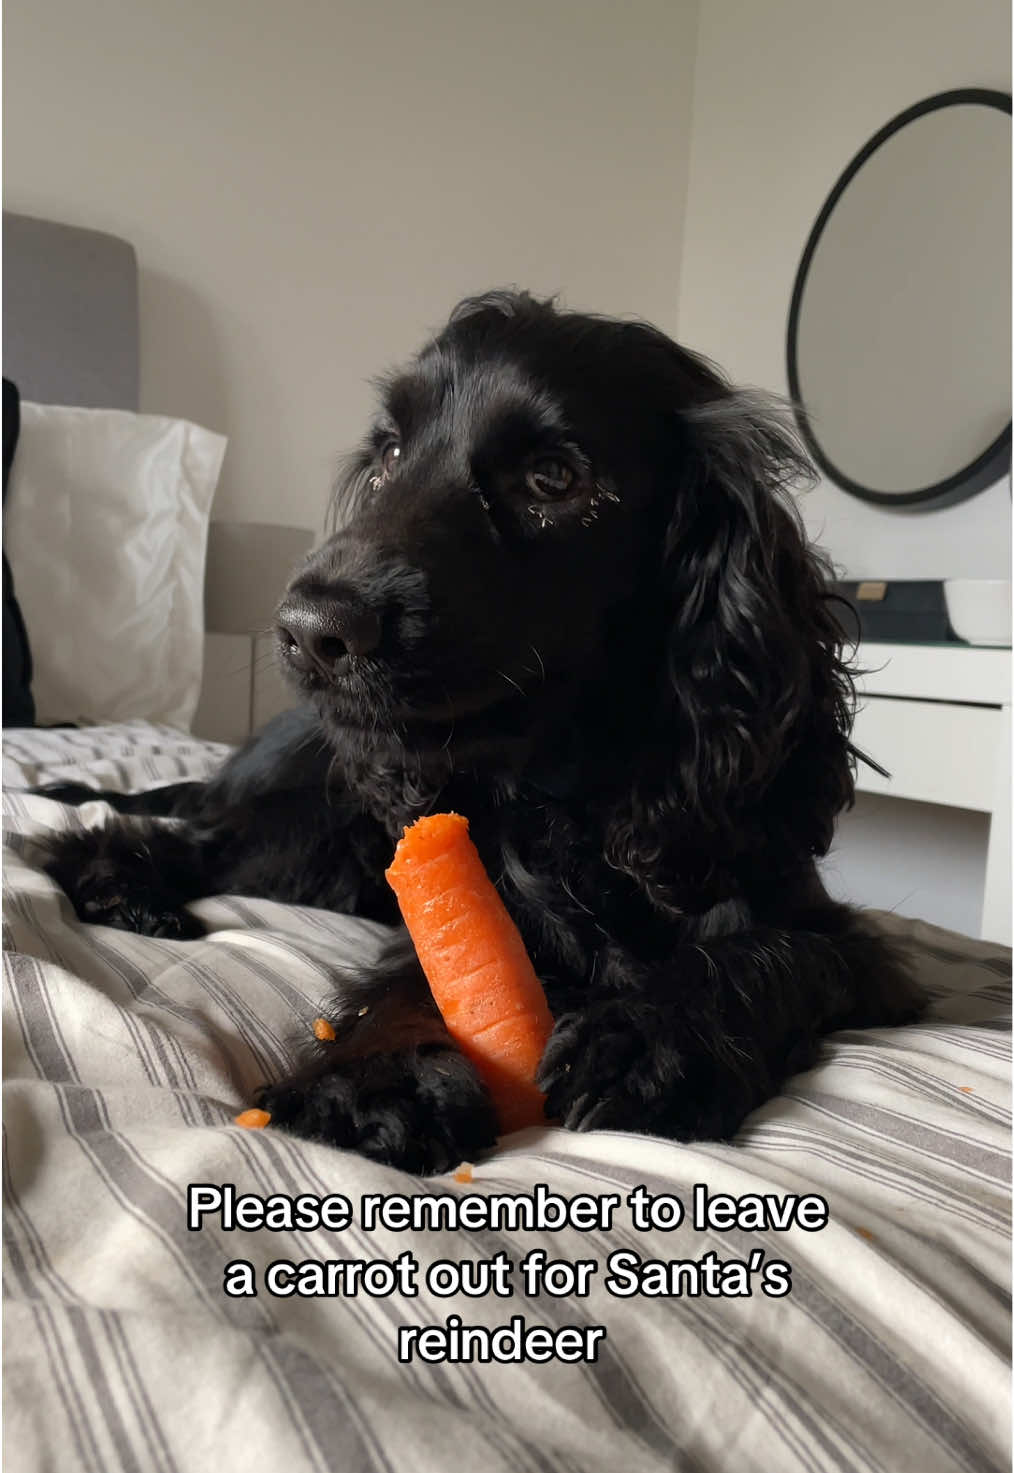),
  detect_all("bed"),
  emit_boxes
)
[3,215,1011,1473]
